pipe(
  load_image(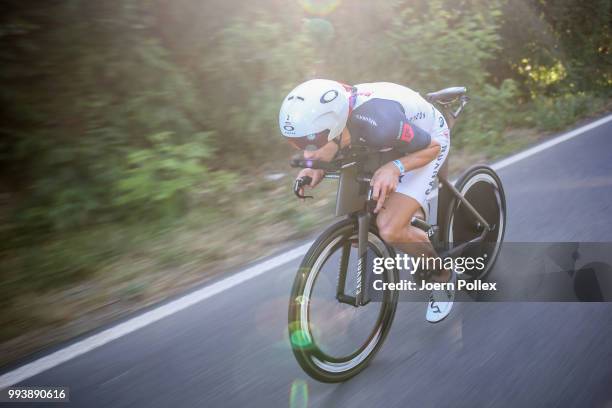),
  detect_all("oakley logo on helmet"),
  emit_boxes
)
[284,114,295,132]
[320,90,339,104]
